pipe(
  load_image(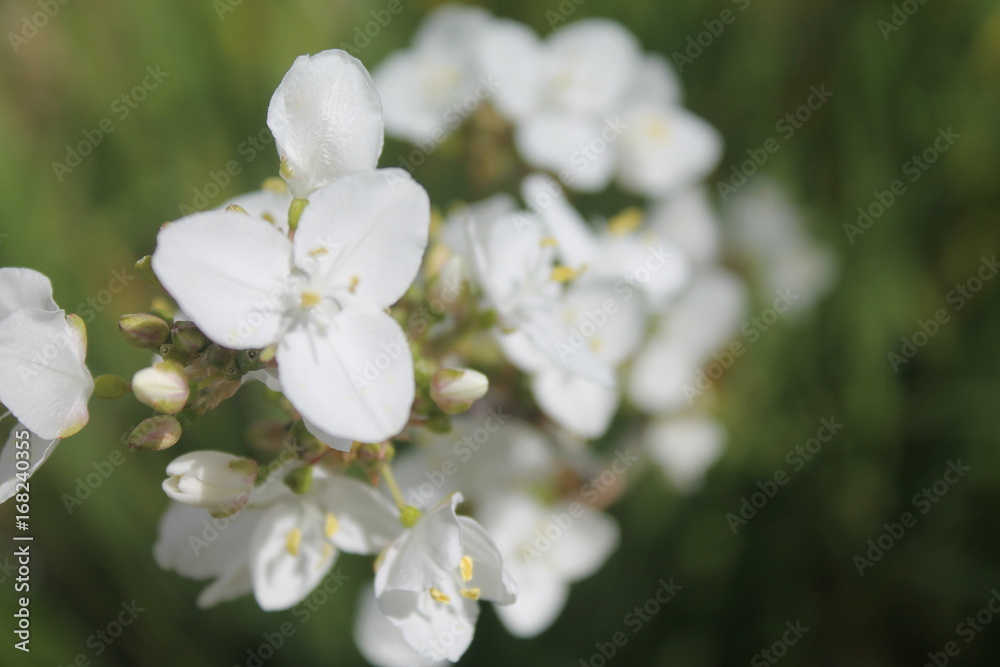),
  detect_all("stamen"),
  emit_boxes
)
[285,528,302,557]
[429,587,451,604]
[550,266,577,283]
[300,291,321,308]
[324,512,339,539]
[460,588,481,601]
[608,207,644,236]
[460,555,474,583]
[349,275,360,293]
